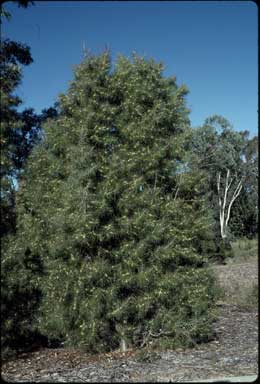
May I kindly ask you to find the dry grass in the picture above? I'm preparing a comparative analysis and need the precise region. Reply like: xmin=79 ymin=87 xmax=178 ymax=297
xmin=212 ymin=237 xmax=258 ymax=310
xmin=230 ymin=237 xmax=258 ymax=263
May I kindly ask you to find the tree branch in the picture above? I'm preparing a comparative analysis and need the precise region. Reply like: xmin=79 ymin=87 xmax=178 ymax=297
xmin=225 ymin=179 xmax=243 ymax=229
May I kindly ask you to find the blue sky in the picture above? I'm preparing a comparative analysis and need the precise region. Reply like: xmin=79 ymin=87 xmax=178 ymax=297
xmin=2 ymin=0 xmax=258 ymax=136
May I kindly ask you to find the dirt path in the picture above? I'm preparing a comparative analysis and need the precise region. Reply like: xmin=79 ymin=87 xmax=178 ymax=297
xmin=2 ymin=258 xmax=258 ymax=382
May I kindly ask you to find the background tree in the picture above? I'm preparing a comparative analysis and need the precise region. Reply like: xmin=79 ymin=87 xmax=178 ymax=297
xmin=229 ymin=133 xmax=258 ymax=238
xmin=0 ymin=37 xmax=33 ymax=237
xmin=191 ymin=116 xmax=258 ymax=259
xmin=1 ymin=1 xmax=58 ymax=358
xmin=11 ymin=51 xmax=219 ymax=354
xmin=0 ymin=1 xmax=57 ymax=239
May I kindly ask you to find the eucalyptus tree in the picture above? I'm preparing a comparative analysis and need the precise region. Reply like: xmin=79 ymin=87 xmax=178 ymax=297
xmin=191 ymin=115 xmax=254 ymax=243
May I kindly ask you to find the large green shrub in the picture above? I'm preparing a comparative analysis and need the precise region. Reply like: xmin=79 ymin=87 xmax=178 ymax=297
xmin=11 ymin=52 xmax=219 ymax=352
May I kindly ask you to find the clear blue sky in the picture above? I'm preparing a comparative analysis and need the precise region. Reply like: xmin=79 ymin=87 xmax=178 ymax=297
xmin=2 ymin=0 xmax=258 ymax=136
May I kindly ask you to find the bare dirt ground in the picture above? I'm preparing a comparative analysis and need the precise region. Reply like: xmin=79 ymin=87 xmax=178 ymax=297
xmin=2 ymin=256 xmax=258 ymax=382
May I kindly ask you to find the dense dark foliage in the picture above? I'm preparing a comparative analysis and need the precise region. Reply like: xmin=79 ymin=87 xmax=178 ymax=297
xmin=0 ymin=2 xmax=58 ymax=358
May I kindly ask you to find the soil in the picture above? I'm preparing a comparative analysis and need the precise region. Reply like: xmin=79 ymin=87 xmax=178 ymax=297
xmin=1 ymin=257 xmax=258 ymax=382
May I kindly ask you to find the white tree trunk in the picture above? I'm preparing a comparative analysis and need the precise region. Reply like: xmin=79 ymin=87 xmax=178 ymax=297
xmin=217 ymin=170 xmax=243 ymax=239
